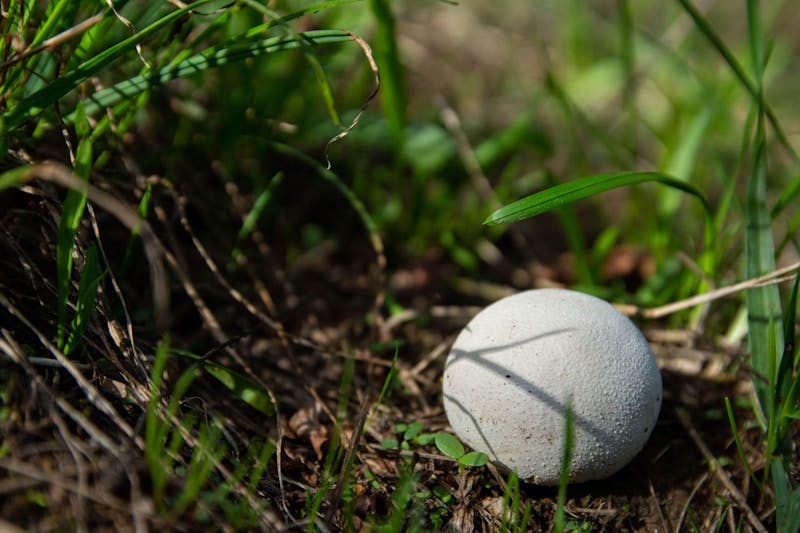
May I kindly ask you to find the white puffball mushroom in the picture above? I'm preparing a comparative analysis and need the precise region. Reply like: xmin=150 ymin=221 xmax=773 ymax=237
xmin=442 ymin=288 xmax=662 ymax=485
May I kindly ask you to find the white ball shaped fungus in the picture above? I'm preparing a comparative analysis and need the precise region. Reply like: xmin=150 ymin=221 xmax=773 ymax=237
xmin=442 ymin=288 xmax=662 ymax=485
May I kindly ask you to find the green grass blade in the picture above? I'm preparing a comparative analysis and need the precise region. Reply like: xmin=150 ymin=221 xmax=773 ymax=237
xmin=269 ymin=141 xmax=385 ymax=264
xmin=55 ymin=140 xmax=92 ymax=349
xmin=62 ymin=30 xmax=353 ymax=123
xmin=659 ymin=107 xmax=713 ymax=217
xmin=770 ymin=172 xmax=800 ymax=219
xmin=63 ymin=245 xmax=104 ymax=357
xmin=202 ymin=362 xmax=275 ymax=416
xmin=305 ymin=51 xmax=343 ymax=128
xmin=0 ymin=165 xmax=33 ymax=191
xmin=743 ymin=2 xmax=784 ymax=423
xmin=554 ymin=403 xmax=575 ymax=533
xmin=778 ymin=274 xmax=799 ymax=440
xmin=724 ymin=397 xmax=763 ymax=493
xmin=368 ymin=0 xmax=407 ymax=152
xmin=170 ymin=350 xmax=275 ymax=415
xmin=5 ymin=1 xmax=213 ymax=131
xmin=237 ymin=172 xmax=283 ymax=241
xmin=675 ymin=0 xmax=798 ymax=163
xmin=772 ymin=460 xmax=800 ymax=533
xmin=146 ymin=338 xmax=172 ymax=503
xmin=484 ymin=171 xmax=710 ymax=226
xmin=172 ymin=422 xmax=225 ymax=517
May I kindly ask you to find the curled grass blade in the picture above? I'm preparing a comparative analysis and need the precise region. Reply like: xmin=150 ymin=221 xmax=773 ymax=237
xmin=484 ymin=171 xmax=711 ymax=226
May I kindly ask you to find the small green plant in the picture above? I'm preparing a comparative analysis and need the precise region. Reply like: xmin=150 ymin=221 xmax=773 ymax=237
xmin=381 ymin=423 xmax=489 ymax=470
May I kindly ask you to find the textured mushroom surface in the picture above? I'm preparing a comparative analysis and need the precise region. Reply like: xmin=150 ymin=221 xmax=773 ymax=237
xmin=442 ymin=289 xmax=662 ymax=485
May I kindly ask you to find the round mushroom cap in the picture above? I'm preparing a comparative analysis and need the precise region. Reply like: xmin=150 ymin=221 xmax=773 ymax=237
xmin=442 ymin=289 xmax=662 ymax=485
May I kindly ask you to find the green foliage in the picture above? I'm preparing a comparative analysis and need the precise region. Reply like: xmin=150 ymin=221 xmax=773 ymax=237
xmin=171 ymin=349 xmax=275 ymax=416
xmin=55 ymin=139 xmax=92 ymax=350
xmin=368 ymin=0 xmax=406 ymax=153
xmin=62 ymin=245 xmax=104 ymax=357
xmin=145 ymin=340 xmax=273 ymax=524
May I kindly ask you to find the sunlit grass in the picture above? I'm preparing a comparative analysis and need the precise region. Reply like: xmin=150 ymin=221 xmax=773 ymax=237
xmin=1 ymin=0 xmax=798 ymax=530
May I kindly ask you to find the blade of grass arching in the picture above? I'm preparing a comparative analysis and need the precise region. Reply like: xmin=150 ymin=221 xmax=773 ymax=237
xmin=554 ymin=403 xmax=575 ymax=533
xmin=484 ymin=171 xmax=711 ymax=226
xmin=305 ymin=52 xmax=343 ymax=128
xmin=368 ymin=0 xmax=406 ymax=152
xmin=63 ymin=244 xmax=104 ymax=357
xmin=675 ymin=0 xmax=798 ymax=164
xmin=3 ymin=0 xmax=212 ymax=131
xmin=170 ymin=349 xmax=275 ymax=416
xmin=62 ymin=30 xmax=353 ymax=123
xmin=55 ymin=139 xmax=92 ymax=350
xmin=269 ymin=141 xmax=385 ymax=266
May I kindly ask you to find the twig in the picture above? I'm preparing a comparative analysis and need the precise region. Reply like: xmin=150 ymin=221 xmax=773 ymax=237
xmin=438 ymin=98 xmax=499 ymax=209
xmin=0 ymin=297 xmax=140 ymax=447
xmin=675 ymin=407 xmax=768 ymax=533
xmin=649 ymin=478 xmax=671 ymax=532
xmin=618 ymin=261 xmax=800 ymax=319
xmin=0 ymin=332 xmax=125 ymax=455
